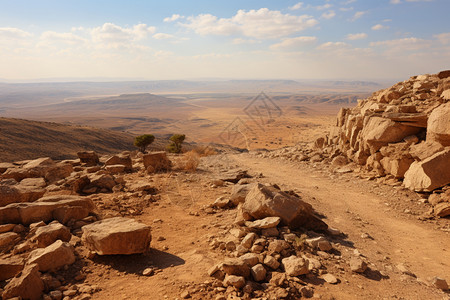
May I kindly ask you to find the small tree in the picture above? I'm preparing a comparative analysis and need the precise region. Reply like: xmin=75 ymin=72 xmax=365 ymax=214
xmin=134 ymin=134 xmax=155 ymax=153
xmin=167 ymin=134 xmax=185 ymax=153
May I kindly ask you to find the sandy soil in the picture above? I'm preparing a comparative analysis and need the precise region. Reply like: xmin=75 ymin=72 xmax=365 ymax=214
xmin=73 ymin=152 xmax=450 ymax=300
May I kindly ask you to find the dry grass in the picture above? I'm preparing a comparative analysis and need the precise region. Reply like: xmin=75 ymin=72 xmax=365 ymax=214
xmin=191 ymin=145 xmax=217 ymax=157
xmin=174 ymin=150 xmax=200 ymax=172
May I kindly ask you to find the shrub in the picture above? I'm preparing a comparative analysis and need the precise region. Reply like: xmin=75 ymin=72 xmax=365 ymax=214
xmin=167 ymin=134 xmax=185 ymax=153
xmin=192 ymin=145 xmax=217 ymax=157
xmin=134 ymin=134 xmax=155 ymax=153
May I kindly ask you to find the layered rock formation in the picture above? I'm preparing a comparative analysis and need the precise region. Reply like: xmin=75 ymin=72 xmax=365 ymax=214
xmin=324 ymin=71 xmax=450 ymax=193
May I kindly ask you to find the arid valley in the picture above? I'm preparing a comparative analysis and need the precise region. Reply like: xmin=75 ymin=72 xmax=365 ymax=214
xmin=1 ymin=1 xmax=450 ymax=299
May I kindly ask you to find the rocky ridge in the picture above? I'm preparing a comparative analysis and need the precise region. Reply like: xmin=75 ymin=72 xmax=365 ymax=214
xmin=258 ymin=71 xmax=450 ymax=220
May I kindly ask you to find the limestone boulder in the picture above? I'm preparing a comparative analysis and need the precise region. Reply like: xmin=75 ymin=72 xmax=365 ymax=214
xmin=81 ymin=217 xmax=151 ymax=255
xmin=427 ymin=102 xmax=450 ymax=146
xmin=0 ymin=195 xmax=95 ymax=225
xmin=1 ymin=263 xmax=44 ymax=300
xmin=230 ymin=183 xmax=255 ymax=206
xmin=31 ymin=222 xmax=72 ymax=247
xmin=77 ymin=151 xmax=99 ymax=166
xmin=0 ymin=179 xmax=46 ymax=207
xmin=404 ymin=149 xmax=450 ymax=191
xmin=360 ymin=117 xmax=421 ymax=153
xmin=105 ymin=154 xmax=132 ymax=171
xmin=434 ymin=202 xmax=450 ymax=218
xmin=0 ymin=257 xmax=24 ymax=281
xmin=409 ymin=141 xmax=444 ymax=161
xmin=143 ymin=152 xmax=171 ymax=173
xmin=380 ymin=156 xmax=414 ymax=179
xmin=89 ymin=174 xmax=116 ymax=191
xmin=242 ymin=184 xmax=327 ymax=231
xmin=44 ymin=162 xmax=73 ymax=183
xmin=281 ymin=256 xmax=309 ymax=276
xmin=28 ymin=240 xmax=75 ymax=271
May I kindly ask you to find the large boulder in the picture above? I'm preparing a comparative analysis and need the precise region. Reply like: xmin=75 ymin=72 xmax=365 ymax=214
xmin=143 ymin=152 xmax=171 ymax=173
xmin=88 ymin=174 xmax=116 ymax=191
xmin=28 ymin=240 xmax=75 ymax=271
xmin=427 ymin=103 xmax=450 ymax=146
xmin=404 ymin=148 xmax=450 ymax=191
xmin=81 ymin=217 xmax=151 ymax=255
xmin=360 ymin=117 xmax=421 ymax=153
xmin=0 ymin=195 xmax=96 ymax=225
xmin=0 ymin=179 xmax=46 ymax=207
xmin=0 ymin=257 xmax=24 ymax=281
xmin=1 ymin=263 xmax=44 ymax=300
xmin=77 ymin=151 xmax=99 ymax=166
xmin=105 ymin=154 xmax=132 ymax=171
xmin=31 ymin=222 xmax=72 ymax=247
xmin=242 ymin=184 xmax=327 ymax=231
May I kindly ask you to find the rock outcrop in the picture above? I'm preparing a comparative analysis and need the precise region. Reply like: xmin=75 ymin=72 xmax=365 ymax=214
xmin=81 ymin=217 xmax=152 ymax=255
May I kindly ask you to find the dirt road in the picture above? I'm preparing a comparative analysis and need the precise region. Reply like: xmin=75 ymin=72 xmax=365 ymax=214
xmin=90 ymin=152 xmax=449 ymax=300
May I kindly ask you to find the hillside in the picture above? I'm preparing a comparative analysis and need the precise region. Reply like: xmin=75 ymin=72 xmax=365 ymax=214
xmin=0 ymin=118 xmax=137 ymax=162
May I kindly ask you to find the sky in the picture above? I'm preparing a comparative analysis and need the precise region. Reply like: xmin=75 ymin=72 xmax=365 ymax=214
xmin=0 ymin=0 xmax=449 ymax=81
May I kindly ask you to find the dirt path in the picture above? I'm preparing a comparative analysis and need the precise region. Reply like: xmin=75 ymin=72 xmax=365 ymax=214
xmin=231 ymin=153 xmax=450 ymax=298
xmin=87 ymin=152 xmax=449 ymax=300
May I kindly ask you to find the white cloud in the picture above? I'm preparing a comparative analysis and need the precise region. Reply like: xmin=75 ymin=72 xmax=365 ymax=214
xmin=0 ymin=27 xmax=32 ymax=39
xmin=40 ymin=31 xmax=87 ymax=45
xmin=316 ymin=4 xmax=333 ymax=10
xmin=391 ymin=0 xmax=432 ymax=3
xmin=346 ymin=33 xmax=367 ymax=40
xmin=321 ymin=10 xmax=336 ymax=19
xmin=163 ymin=14 xmax=184 ymax=22
xmin=372 ymin=24 xmax=389 ymax=30
xmin=340 ymin=7 xmax=354 ymax=11
xmin=289 ymin=2 xmax=303 ymax=10
xmin=91 ymin=23 xmax=155 ymax=48
xmin=153 ymin=33 xmax=175 ymax=40
xmin=317 ymin=41 xmax=349 ymax=50
xmin=351 ymin=11 xmax=366 ymax=21
xmin=232 ymin=38 xmax=260 ymax=45
xmin=370 ymin=37 xmax=431 ymax=54
xmin=434 ymin=32 xmax=450 ymax=44
xmin=181 ymin=8 xmax=318 ymax=39
xmin=270 ymin=36 xmax=317 ymax=50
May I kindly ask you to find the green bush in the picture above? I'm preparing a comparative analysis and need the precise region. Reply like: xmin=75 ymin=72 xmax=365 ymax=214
xmin=134 ymin=134 xmax=155 ymax=153
xmin=167 ymin=134 xmax=185 ymax=153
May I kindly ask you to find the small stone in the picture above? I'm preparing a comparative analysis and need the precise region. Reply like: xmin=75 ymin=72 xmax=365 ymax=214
xmin=350 ymin=257 xmax=367 ymax=273
xmin=251 ymin=264 xmax=267 ymax=282
xmin=223 ymin=275 xmax=246 ymax=289
xmin=180 ymin=290 xmax=191 ymax=299
xmin=322 ymin=273 xmax=338 ymax=284
xmin=241 ymin=233 xmax=257 ymax=249
xmin=431 ymin=277 xmax=448 ymax=291
xmin=282 ymin=256 xmax=309 ymax=276
xmin=263 ymin=255 xmax=280 ymax=270
xmin=317 ymin=240 xmax=333 ymax=252
xmin=49 ymin=290 xmax=63 ymax=300
xmin=396 ymin=263 xmax=415 ymax=277
xmin=261 ymin=227 xmax=279 ymax=237
xmin=142 ymin=268 xmax=154 ymax=276
xmin=239 ymin=253 xmax=259 ymax=267
xmin=246 ymin=217 xmax=281 ymax=229
xmin=225 ymin=241 xmax=236 ymax=251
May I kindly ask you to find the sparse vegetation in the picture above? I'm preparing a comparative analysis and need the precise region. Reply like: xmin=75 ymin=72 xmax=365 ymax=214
xmin=134 ymin=134 xmax=155 ymax=153
xmin=192 ymin=145 xmax=217 ymax=157
xmin=167 ymin=134 xmax=185 ymax=153
xmin=174 ymin=150 xmax=200 ymax=172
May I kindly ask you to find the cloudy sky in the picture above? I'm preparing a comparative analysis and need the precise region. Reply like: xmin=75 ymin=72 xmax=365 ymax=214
xmin=0 ymin=0 xmax=449 ymax=81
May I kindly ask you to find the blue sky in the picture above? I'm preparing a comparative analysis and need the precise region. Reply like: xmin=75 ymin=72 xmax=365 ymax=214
xmin=0 ymin=0 xmax=449 ymax=81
